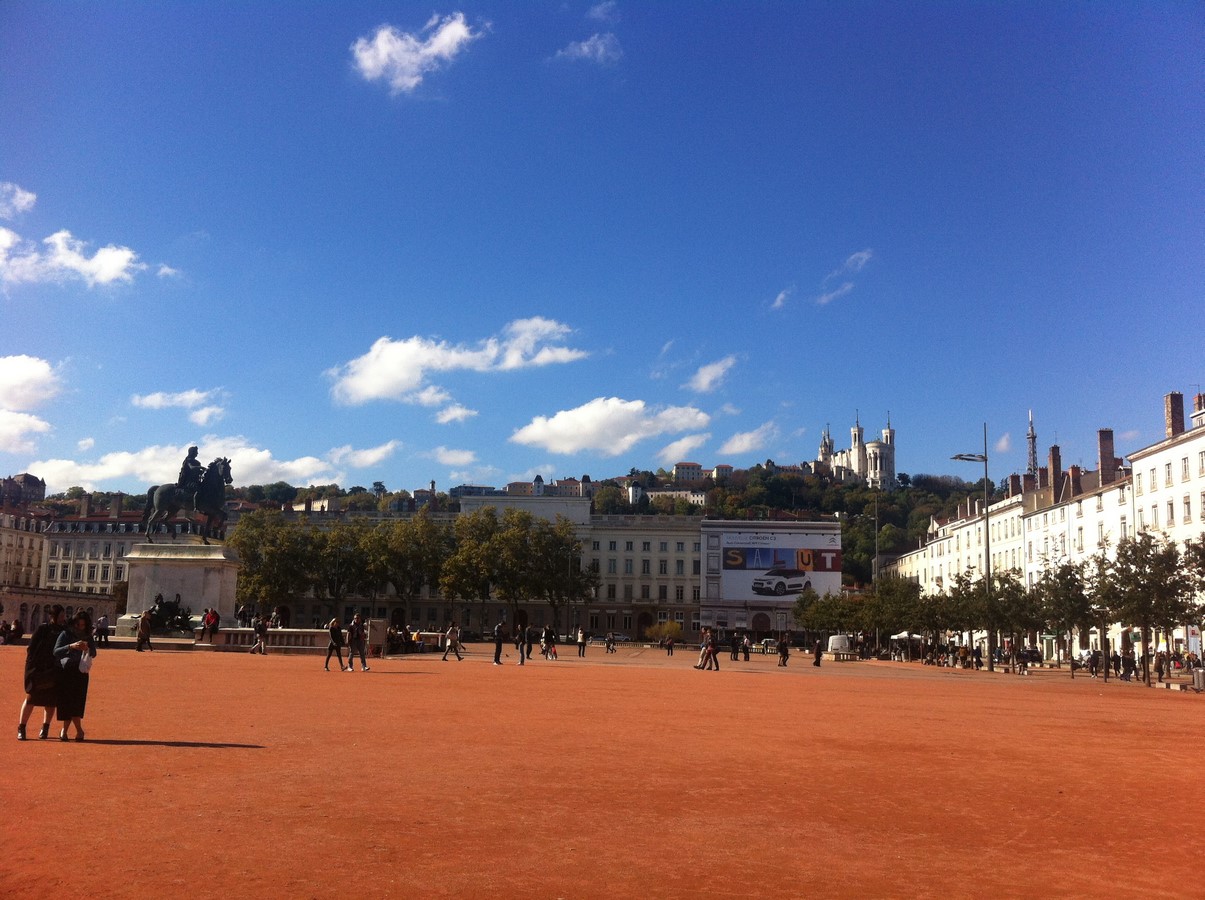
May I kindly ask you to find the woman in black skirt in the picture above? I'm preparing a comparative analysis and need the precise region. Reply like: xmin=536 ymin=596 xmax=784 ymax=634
xmin=17 ymin=604 xmax=65 ymax=741
xmin=53 ymin=610 xmax=97 ymax=741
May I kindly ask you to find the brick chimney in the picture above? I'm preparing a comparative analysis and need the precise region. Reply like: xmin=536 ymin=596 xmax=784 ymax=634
xmin=1007 ymin=474 xmax=1022 ymax=497
xmin=1165 ymin=392 xmax=1185 ymax=438
xmin=110 ymin=492 xmax=124 ymax=518
xmin=1068 ymin=465 xmax=1082 ymax=498
xmin=1022 ymin=473 xmax=1036 ymax=493
xmin=1038 ymin=466 xmax=1049 ymax=490
xmin=1048 ymin=445 xmax=1062 ymax=498
xmin=1098 ymin=429 xmax=1117 ymax=485
xmin=1191 ymin=393 xmax=1205 ymax=430
xmin=80 ymin=493 xmax=91 ymax=517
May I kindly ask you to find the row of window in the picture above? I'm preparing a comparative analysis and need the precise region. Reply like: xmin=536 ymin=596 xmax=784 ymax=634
xmin=592 ymin=539 xmax=700 ymax=553
xmin=599 ymin=584 xmax=700 ymax=602
xmin=1135 ymin=453 xmax=1205 ymax=495
xmin=594 ymin=557 xmax=699 ymax=576
xmin=46 ymin=563 xmax=124 ymax=582
xmin=46 ymin=541 xmax=127 ymax=559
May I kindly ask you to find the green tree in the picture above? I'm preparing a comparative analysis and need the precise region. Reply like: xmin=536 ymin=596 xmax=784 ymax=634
xmin=440 ymin=506 xmax=501 ymax=623
xmin=530 ymin=516 xmax=598 ymax=633
xmin=227 ymin=509 xmax=312 ymax=614
xmin=1103 ymin=533 xmax=1191 ymax=685
xmin=308 ymin=520 xmax=375 ymax=613
xmin=381 ymin=510 xmax=452 ymax=623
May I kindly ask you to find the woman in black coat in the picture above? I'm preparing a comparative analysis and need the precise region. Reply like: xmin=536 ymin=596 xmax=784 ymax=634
xmin=17 ymin=604 xmax=65 ymax=741
xmin=324 ymin=618 xmax=345 ymax=671
xmin=53 ymin=610 xmax=97 ymax=741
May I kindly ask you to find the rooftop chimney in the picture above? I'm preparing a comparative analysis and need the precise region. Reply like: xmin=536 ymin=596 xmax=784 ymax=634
xmin=110 ymin=492 xmax=124 ymax=518
xmin=1165 ymin=392 xmax=1185 ymax=438
xmin=1192 ymin=393 xmax=1205 ymax=430
xmin=1068 ymin=465 xmax=1083 ymax=498
xmin=1098 ymin=429 xmax=1117 ymax=485
xmin=1007 ymin=474 xmax=1022 ymax=497
xmin=80 ymin=493 xmax=91 ymax=518
xmin=1048 ymin=445 xmax=1062 ymax=499
xmin=1038 ymin=466 xmax=1049 ymax=490
xmin=1022 ymin=473 xmax=1036 ymax=494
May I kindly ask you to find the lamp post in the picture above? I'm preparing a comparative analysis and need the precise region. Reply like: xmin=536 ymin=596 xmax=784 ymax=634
xmin=952 ymin=423 xmax=995 ymax=673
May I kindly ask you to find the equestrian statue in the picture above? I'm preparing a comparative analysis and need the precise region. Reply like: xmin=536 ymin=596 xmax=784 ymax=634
xmin=141 ymin=447 xmax=233 ymax=544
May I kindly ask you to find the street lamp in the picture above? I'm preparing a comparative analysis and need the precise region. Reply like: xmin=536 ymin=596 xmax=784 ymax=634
xmin=952 ymin=423 xmax=995 ymax=673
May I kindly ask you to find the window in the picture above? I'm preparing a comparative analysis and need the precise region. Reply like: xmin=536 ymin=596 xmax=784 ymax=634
xmin=1136 ymin=472 xmax=1143 ymax=495
xmin=642 ymin=541 xmax=651 ymax=551
xmin=116 ymin=566 xmax=124 ymax=580
xmin=693 ymin=560 xmax=701 ymax=575
xmin=623 ymin=559 xmax=633 ymax=575
xmin=623 ymin=585 xmax=633 ymax=600
xmin=692 ymin=587 xmax=700 ymax=602
xmin=1096 ymin=495 xmax=1103 ymax=512
xmin=47 ymin=564 xmax=56 ymax=580
xmin=1199 ymin=451 xmax=1205 ymax=476
xmin=658 ymin=560 xmax=667 ymax=575
xmin=591 ymin=541 xmax=600 ymax=551
xmin=589 ymin=614 xmax=599 ymax=630
xmin=1183 ymin=497 xmax=1191 ymax=523
xmin=89 ymin=541 xmax=99 ymax=558
xmin=676 ymin=560 xmax=685 ymax=576
xmin=1150 ymin=469 xmax=1156 ymax=491
xmin=640 ymin=585 xmax=649 ymax=600
xmin=606 ymin=585 xmax=616 ymax=599
xmin=1119 ymin=517 xmax=1127 ymax=541
xmin=623 ymin=615 xmax=632 ymax=630
xmin=693 ymin=542 xmax=700 ymax=552
xmin=675 ymin=611 xmax=685 ymax=624
xmin=658 ymin=585 xmax=668 ymax=601
xmin=675 ymin=586 xmax=684 ymax=601
xmin=1151 ymin=505 xmax=1159 ymax=529
xmin=49 ymin=542 xmax=58 ymax=557
xmin=1165 ymin=462 xmax=1173 ymax=487
xmin=676 ymin=541 xmax=685 ymax=552
xmin=659 ymin=541 xmax=668 ymax=552
xmin=1097 ymin=524 xmax=1104 ymax=547
xmin=1076 ymin=501 xmax=1083 ymax=518
xmin=1182 ymin=457 xmax=1190 ymax=481
xmin=73 ymin=565 xmax=82 ymax=580
xmin=641 ymin=560 xmax=650 ymax=575
xmin=1138 ymin=509 xmax=1146 ymax=530
xmin=606 ymin=613 xmax=616 ymax=628
xmin=103 ymin=542 xmax=112 ymax=558
xmin=101 ymin=565 xmax=110 ymax=581
xmin=608 ymin=541 xmax=616 ymax=551
xmin=116 ymin=543 xmax=125 ymax=557
xmin=606 ymin=559 xmax=616 ymax=574
xmin=1168 ymin=501 xmax=1175 ymax=525
xmin=625 ymin=541 xmax=633 ymax=551
xmin=658 ymin=610 xmax=668 ymax=623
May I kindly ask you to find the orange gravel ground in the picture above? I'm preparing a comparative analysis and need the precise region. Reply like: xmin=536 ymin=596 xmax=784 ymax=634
xmin=1 ymin=643 xmax=1199 ymax=899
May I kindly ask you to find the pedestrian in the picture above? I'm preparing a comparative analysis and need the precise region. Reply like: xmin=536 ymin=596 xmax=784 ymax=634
xmin=812 ymin=639 xmax=822 ymax=667
xmin=346 ymin=613 xmax=369 ymax=671
xmin=694 ymin=628 xmax=712 ymax=669
xmin=16 ymin=604 xmax=64 ymax=741
xmin=1155 ymin=651 xmax=1166 ymax=684
xmin=442 ymin=622 xmax=463 ymax=661
xmin=136 ymin=609 xmax=154 ymax=652
xmin=325 ymin=618 xmax=346 ymax=671
xmin=665 ymin=635 xmax=674 ymax=656
xmin=493 ymin=620 xmax=505 ymax=666
xmin=778 ymin=636 xmax=790 ymax=667
xmin=1111 ymin=650 xmax=1122 ymax=677
xmin=94 ymin=613 xmax=110 ymax=646
xmin=577 ymin=627 xmax=586 ymax=657
xmin=742 ymin=634 xmax=751 ymax=661
xmin=249 ymin=615 xmax=269 ymax=655
xmin=53 ymin=610 xmax=96 ymax=741
xmin=526 ymin=625 xmax=535 ymax=662
xmin=707 ymin=630 xmax=720 ymax=670
xmin=730 ymin=632 xmax=740 ymax=661
xmin=514 ymin=625 xmax=527 ymax=666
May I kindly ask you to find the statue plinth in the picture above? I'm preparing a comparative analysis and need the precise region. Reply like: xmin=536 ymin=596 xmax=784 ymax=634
xmin=118 ymin=542 xmax=241 ymax=634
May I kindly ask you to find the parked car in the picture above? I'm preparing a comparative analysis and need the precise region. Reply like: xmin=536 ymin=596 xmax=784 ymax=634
xmin=751 ymin=568 xmax=812 ymax=596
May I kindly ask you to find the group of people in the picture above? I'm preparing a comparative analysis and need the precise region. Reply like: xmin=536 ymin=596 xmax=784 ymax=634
xmin=16 ymin=604 xmax=96 ymax=742
xmin=487 ymin=622 xmax=562 ymax=665
xmin=0 ymin=619 xmax=25 ymax=645
xmin=322 ymin=613 xmax=370 ymax=671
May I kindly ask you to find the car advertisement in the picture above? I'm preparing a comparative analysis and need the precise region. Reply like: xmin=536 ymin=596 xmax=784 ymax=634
xmin=720 ymin=530 xmax=842 ymax=601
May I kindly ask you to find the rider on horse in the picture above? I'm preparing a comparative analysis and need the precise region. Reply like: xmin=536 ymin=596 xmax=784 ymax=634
xmin=177 ymin=446 xmax=204 ymax=511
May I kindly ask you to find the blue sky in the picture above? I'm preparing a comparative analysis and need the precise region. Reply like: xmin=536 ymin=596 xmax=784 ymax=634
xmin=1 ymin=2 xmax=1201 ymax=495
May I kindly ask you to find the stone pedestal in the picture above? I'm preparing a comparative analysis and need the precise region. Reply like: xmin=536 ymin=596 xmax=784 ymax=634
xmin=119 ymin=542 xmax=240 ymax=633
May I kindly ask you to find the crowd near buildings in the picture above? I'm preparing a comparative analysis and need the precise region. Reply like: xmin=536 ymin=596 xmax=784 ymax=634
xmin=3 ymin=395 xmax=1204 ymax=655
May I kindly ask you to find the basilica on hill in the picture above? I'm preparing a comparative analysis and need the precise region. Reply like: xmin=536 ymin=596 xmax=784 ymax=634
xmin=814 ymin=415 xmax=897 ymax=490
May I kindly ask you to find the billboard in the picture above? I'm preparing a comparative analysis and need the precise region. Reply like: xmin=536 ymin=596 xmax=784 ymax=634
xmin=719 ymin=527 xmax=841 ymax=602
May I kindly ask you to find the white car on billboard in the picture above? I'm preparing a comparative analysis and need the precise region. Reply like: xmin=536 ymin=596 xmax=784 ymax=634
xmin=750 ymin=568 xmax=812 ymax=596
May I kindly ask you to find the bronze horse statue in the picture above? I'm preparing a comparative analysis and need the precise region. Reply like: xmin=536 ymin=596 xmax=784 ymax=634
xmin=141 ymin=457 xmax=232 ymax=544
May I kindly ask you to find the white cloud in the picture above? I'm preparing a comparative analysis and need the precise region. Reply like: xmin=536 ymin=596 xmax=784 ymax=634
xmin=718 ymin=422 xmax=779 ymax=455
xmin=555 ymin=33 xmax=622 ymax=64
xmin=132 ymin=388 xmax=226 ymax=426
xmin=657 ymin=433 xmax=710 ymax=467
xmin=827 ymin=248 xmax=874 ymax=280
xmin=77 ymin=437 xmax=95 ymax=451
xmin=351 ymin=13 xmax=483 ymax=95
xmin=588 ymin=1 xmax=620 ymax=23
xmin=771 ymin=287 xmax=792 ymax=310
xmin=816 ymin=282 xmax=853 ymax=306
xmin=436 ymin=404 xmax=478 ymax=424
xmin=29 ymin=436 xmax=342 ymax=493
xmin=430 ymin=446 xmax=477 ymax=467
xmin=994 ymin=433 xmax=1012 ymax=454
xmin=329 ymin=440 xmax=401 ymax=468
xmin=718 ymin=403 xmax=740 ymax=417
xmin=1 ymin=226 xmax=146 ymax=287
xmin=189 ymin=406 xmax=225 ymax=426
xmin=327 ymin=317 xmax=588 ymax=406
xmin=0 ymin=355 xmax=63 ymax=410
xmin=511 ymin=397 xmax=710 ymax=456
xmin=0 ymin=182 xmax=36 ymax=219
xmin=0 ymin=409 xmax=52 ymax=454
xmin=684 ymin=355 xmax=736 ymax=394
xmin=157 ymin=264 xmax=181 ymax=278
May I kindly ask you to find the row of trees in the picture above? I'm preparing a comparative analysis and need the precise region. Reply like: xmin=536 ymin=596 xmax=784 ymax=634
xmin=793 ymin=532 xmax=1205 ymax=684
xmin=226 ymin=507 xmax=599 ymax=630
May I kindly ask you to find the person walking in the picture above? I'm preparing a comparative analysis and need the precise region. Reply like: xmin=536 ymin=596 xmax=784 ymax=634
xmin=778 ymin=636 xmax=790 ymax=667
xmin=493 ymin=620 xmax=505 ymax=666
xmin=576 ymin=627 xmax=586 ymax=658
xmin=53 ymin=610 xmax=96 ymax=741
xmin=17 ymin=604 xmax=64 ymax=741
xmin=442 ymin=623 xmax=462 ymax=661
xmin=94 ymin=613 xmax=110 ymax=646
xmin=665 ymin=635 xmax=674 ymax=657
xmin=324 ymin=618 xmax=346 ymax=670
xmin=812 ymin=639 xmax=823 ymax=667
xmin=514 ymin=625 xmax=527 ymax=666
xmin=248 ymin=614 xmax=269 ymax=654
xmin=136 ymin=609 xmax=154 ymax=652
xmin=541 ymin=624 xmax=557 ymax=660
xmin=346 ymin=614 xmax=369 ymax=671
